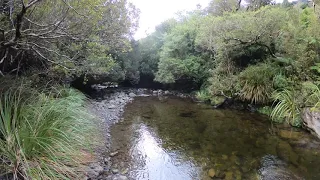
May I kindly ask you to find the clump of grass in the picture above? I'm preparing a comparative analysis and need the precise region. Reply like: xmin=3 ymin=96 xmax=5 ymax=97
xmin=271 ymin=89 xmax=302 ymax=127
xmin=238 ymin=63 xmax=278 ymax=104
xmin=0 ymin=87 xmax=97 ymax=179
xmin=195 ymin=89 xmax=211 ymax=102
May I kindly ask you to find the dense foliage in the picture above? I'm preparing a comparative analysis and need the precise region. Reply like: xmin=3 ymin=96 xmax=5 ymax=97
xmin=131 ymin=1 xmax=320 ymax=126
xmin=0 ymin=0 xmax=139 ymax=79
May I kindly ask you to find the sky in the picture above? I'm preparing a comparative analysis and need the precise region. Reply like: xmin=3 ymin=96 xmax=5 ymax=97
xmin=128 ymin=0 xmax=212 ymax=39
xmin=129 ymin=0 xmax=285 ymax=40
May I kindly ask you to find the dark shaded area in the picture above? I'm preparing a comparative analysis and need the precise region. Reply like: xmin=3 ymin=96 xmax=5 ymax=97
xmin=120 ymin=74 xmax=164 ymax=89
xmin=233 ymin=46 xmax=268 ymax=69
xmin=121 ymin=74 xmax=201 ymax=92
xmin=72 ymin=73 xmax=201 ymax=97
xmin=71 ymin=74 xmax=117 ymax=97
xmin=0 ymin=49 xmax=46 ymax=75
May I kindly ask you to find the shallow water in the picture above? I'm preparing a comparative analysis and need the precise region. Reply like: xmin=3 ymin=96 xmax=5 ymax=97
xmin=110 ymin=96 xmax=320 ymax=180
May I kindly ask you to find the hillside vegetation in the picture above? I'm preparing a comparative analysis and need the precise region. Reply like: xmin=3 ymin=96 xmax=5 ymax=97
xmin=126 ymin=1 xmax=320 ymax=127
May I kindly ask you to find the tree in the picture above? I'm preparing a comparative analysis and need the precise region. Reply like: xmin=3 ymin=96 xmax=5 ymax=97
xmin=0 ymin=0 xmax=139 ymax=76
xmin=155 ymin=13 xmax=214 ymax=84
xmin=245 ymin=0 xmax=273 ymax=10
xmin=207 ymin=0 xmax=241 ymax=15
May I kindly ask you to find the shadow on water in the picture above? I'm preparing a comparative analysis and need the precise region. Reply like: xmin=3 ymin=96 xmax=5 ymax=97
xmin=110 ymin=96 xmax=320 ymax=180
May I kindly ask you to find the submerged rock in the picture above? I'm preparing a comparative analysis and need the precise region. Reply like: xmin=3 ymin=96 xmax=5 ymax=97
xmin=276 ymin=141 xmax=299 ymax=165
xmin=302 ymin=108 xmax=320 ymax=139
xmin=258 ymin=155 xmax=302 ymax=180
xmin=208 ymin=168 xmax=215 ymax=177
xmin=278 ymin=129 xmax=303 ymax=140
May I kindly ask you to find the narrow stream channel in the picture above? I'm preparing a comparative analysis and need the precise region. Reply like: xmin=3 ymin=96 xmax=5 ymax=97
xmin=110 ymin=96 xmax=320 ymax=180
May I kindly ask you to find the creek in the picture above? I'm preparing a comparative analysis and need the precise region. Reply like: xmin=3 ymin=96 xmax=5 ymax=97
xmin=108 ymin=95 xmax=320 ymax=180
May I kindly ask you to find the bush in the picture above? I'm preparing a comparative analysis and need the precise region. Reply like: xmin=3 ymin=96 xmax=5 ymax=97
xmin=0 ymin=87 xmax=96 ymax=179
xmin=208 ymin=73 xmax=239 ymax=98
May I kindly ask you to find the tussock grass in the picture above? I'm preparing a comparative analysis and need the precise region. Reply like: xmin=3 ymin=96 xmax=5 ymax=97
xmin=271 ymin=89 xmax=302 ymax=127
xmin=0 ymin=87 xmax=98 ymax=179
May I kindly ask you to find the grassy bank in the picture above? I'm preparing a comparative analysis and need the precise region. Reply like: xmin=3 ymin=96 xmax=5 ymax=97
xmin=0 ymin=86 xmax=99 ymax=179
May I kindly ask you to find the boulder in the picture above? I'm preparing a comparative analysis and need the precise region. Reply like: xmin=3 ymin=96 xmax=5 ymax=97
xmin=302 ymin=108 xmax=320 ymax=139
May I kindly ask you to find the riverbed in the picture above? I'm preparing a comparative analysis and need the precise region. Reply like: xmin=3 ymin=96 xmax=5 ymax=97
xmin=107 ymin=95 xmax=320 ymax=180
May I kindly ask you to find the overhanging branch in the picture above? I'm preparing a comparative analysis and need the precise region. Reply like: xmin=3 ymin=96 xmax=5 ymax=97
xmin=226 ymin=36 xmax=277 ymax=58
xmin=31 ymin=46 xmax=75 ymax=71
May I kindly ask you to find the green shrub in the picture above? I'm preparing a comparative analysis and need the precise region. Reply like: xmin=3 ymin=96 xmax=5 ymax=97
xmin=0 ymin=87 xmax=96 ymax=179
xmin=208 ymin=73 xmax=239 ymax=98
xmin=271 ymin=89 xmax=302 ymax=127
xmin=210 ymin=96 xmax=226 ymax=106
xmin=273 ymin=73 xmax=290 ymax=90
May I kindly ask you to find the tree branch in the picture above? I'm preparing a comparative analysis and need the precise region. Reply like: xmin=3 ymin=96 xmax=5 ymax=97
xmin=226 ymin=36 xmax=277 ymax=58
xmin=26 ymin=0 xmax=42 ymax=9
xmin=27 ymin=42 xmax=73 ymax=61
xmin=0 ymin=48 xmax=9 ymax=64
xmin=31 ymin=46 xmax=75 ymax=71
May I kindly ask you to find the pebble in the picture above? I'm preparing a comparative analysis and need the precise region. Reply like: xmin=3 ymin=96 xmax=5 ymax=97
xmin=110 ymin=151 xmax=119 ymax=157
xmin=112 ymin=168 xmax=119 ymax=174
xmin=121 ymin=168 xmax=129 ymax=174
xmin=113 ymin=175 xmax=129 ymax=180
xmin=108 ymin=105 xmax=117 ymax=109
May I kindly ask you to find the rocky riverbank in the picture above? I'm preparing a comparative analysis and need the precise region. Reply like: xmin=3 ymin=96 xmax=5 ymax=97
xmin=84 ymin=91 xmax=133 ymax=180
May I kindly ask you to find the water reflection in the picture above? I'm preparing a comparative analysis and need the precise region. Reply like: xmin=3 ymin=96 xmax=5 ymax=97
xmin=130 ymin=118 xmax=200 ymax=180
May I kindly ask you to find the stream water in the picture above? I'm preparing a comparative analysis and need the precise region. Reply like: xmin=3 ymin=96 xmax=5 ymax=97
xmin=110 ymin=96 xmax=320 ymax=180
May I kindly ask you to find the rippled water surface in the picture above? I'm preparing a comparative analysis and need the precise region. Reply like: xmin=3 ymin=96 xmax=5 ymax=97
xmin=110 ymin=96 xmax=320 ymax=180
